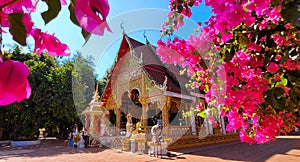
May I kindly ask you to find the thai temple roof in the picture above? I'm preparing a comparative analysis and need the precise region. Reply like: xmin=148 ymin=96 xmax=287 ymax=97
xmin=101 ymin=34 xmax=202 ymax=104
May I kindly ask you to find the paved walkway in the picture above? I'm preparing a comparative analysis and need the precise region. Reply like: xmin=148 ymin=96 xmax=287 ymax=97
xmin=0 ymin=135 xmax=300 ymax=162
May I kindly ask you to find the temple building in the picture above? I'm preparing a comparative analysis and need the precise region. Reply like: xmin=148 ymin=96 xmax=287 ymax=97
xmin=82 ymin=33 xmax=238 ymax=150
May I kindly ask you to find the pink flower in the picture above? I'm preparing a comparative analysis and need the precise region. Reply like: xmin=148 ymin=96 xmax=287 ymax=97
xmin=274 ymin=75 xmax=281 ymax=81
xmin=0 ymin=59 xmax=31 ymax=106
xmin=240 ymin=129 xmax=254 ymax=144
xmin=246 ymin=42 xmax=261 ymax=52
xmin=22 ymin=13 xmax=34 ymax=36
xmin=285 ymin=23 xmax=292 ymax=29
xmin=275 ymin=54 xmax=282 ymax=61
xmin=182 ymin=7 xmax=192 ymax=18
xmin=271 ymin=34 xmax=286 ymax=46
xmin=60 ymin=0 xmax=67 ymax=5
xmin=258 ymin=19 xmax=268 ymax=30
xmin=260 ymin=36 xmax=267 ymax=42
xmin=208 ymin=116 xmax=215 ymax=124
xmin=31 ymin=29 xmax=70 ymax=56
xmin=0 ymin=0 xmax=37 ymax=13
xmin=75 ymin=0 xmax=112 ymax=36
xmin=267 ymin=62 xmax=279 ymax=73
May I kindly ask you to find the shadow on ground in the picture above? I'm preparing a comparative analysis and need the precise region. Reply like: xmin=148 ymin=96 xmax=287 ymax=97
xmin=0 ymin=140 xmax=107 ymax=159
xmin=167 ymin=135 xmax=300 ymax=162
xmin=1 ymin=136 xmax=300 ymax=162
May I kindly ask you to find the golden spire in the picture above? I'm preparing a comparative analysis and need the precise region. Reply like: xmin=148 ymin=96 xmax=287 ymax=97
xmin=95 ymin=82 xmax=99 ymax=95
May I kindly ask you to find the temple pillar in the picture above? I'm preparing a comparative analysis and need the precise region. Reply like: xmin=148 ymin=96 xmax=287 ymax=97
xmin=90 ymin=114 xmax=96 ymax=134
xmin=162 ymin=97 xmax=170 ymax=135
xmin=204 ymin=117 xmax=209 ymax=135
xmin=95 ymin=118 xmax=100 ymax=135
xmin=221 ymin=116 xmax=226 ymax=134
xmin=85 ymin=114 xmax=90 ymax=130
xmin=141 ymin=98 xmax=148 ymax=126
xmin=162 ymin=101 xmax=168 ymax=128
xmin=100 ymin=114 xmax=106 ymax=136
xmin=209 ymin=123 xmax=213 ymax=135
xmin=116 ymin=107 xmax=121 ymax=135
xmin=191 ymin=111 xmax=197 ymax=135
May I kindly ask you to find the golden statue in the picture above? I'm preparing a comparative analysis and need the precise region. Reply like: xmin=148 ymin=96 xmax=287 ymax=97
xmin=136 ymin=121 xmax=142 ymax=133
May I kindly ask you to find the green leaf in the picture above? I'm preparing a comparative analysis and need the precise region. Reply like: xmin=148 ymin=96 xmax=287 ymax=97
xmin=178 ymin=0 xmax=184 ymax=4
xmin=238 ymin=33 xmax=249 ymax=48
xmin=292 ymin=86 xmax=300 ymax=96
xmin=68 ymin=0 xmax=80 ymax=26
xmin=7 ymin=13 xmax=27 ymax=46
xmin=41 ymin=0 xmax=62 ymax=25
xmin=68 ymin=0 xmax=90 ymax=40
xmin=264 ymin=87 xmax=285 ymax=111
xmin=276 ymin=77 xmax=288 ymax=87
xmin=204 ymin=84 xmax=209 ymax=92
xmin=188 ymin=0 xmax=195 ymax=7
xmin=232 ymin=85 xmax=241 ymax=90
xmin=177 ymin=5 xmax=183 ymax=13
xmin=287 ymin=71 xmax=300 ymax=87
xmin=281 ymin=0 xmax=300 ymax=27
xmin=172 ymin=1 xmax=177 ymax=10
xmin=198 ymin=111 xmax=207 ymax=119
xmin=81 ymin=29 xmax=90 ymax=40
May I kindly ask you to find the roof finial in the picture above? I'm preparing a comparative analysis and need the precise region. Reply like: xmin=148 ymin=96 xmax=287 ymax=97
xmin=120 ymin=21 xmax=126 ymax=35
xmin=139 ymin=52 xmax=143 ymax=64
xmin=95 ymin=82 xmax=99 ymax=95
xmin=143 ymin=30 xmax=149 ymax=44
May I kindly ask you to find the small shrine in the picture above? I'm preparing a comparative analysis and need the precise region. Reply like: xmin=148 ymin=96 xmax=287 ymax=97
xmin=82 ymin=85 xmax=110 ymax=136
xmin=82 ymin=32 xmax=239 ymax=153
xmin=82 ymin=84 xmax=112 ymax=146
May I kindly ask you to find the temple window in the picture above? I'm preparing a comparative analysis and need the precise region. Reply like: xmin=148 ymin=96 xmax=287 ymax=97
xmin=109 ymin=110 xmax=116 ymax=126
xmin=121 ymin=92 xmax=131 ymax=130
xmin=147 ymin=102 xmax=162 ymax=126
xmin=129 ymin=89 xmax=142 ymax=125
xmin=169 ymin=102 xmax=182 ymax=125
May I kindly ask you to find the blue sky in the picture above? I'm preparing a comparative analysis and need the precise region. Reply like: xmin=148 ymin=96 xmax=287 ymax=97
xmin=3 ymin=0 xmax=212 ymax=79
xmin=84 ymin=1 xmax=212 ymax=79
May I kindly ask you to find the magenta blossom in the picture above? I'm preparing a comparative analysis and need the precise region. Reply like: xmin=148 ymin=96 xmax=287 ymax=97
xmin=267 ymin=62 xmax=279 ymax=73
xmin=0 ymin=59 xmax=31 ymax=106
xmin=60 ymin=0 xmax=67 ymax=5
xmin=0 ymin=0 xmax=37 ymax=13
xmin=271 ymin=34 xmax=286 ymax=46
xmin=31 ymin=29 xmax=70 ymax=56
xmin=75 ymin=0 xmax=112 ymax=36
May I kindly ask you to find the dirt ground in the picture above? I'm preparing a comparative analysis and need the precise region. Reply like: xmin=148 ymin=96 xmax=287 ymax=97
xmin=1 ymin=135 xmax=300 ymax=162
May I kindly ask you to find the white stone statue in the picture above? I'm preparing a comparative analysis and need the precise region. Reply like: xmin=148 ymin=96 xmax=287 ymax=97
xmin=151 ymin=124 xmax=161 ymax=143
xmin=126 ymin=113 xmax=133 ymax=137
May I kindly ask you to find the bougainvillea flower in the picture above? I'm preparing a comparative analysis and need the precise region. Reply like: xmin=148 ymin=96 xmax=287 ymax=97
xmin=22 ymin=13 xmax=34 ymax=36
xmin=0 ymin=59 xmax=31 ymax=106
xmin=31 ymin=28 xmax=70 ymax=56
xmin=0 ymin=11 xmax=9 ymax=28
xmin=267 ymin=62 xmax=279 ymax=73
xmin=75 ymin=0 xmax=112 ymax=36
xmin=60 ymin=0 xmax=67 ymax=5
xmin=0 ymin=0 xmax=37 ymax=13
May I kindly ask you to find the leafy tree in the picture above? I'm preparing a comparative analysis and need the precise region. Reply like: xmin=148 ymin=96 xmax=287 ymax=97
xmin=0 ymin=47 xmax=97 ymax=139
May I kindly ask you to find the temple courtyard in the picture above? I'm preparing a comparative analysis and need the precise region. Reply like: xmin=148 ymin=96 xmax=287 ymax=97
xmin=0 ymin=135 xmax=299 ymax=162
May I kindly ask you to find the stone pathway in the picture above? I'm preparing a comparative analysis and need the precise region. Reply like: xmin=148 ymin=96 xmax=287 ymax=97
xmin=1 ymin=135 xmax=300 ymax=162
